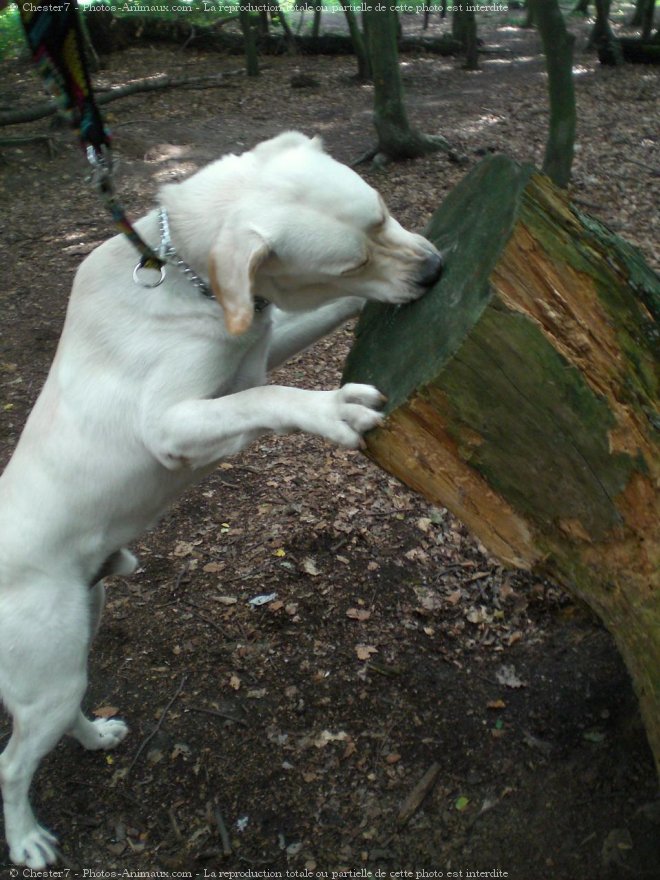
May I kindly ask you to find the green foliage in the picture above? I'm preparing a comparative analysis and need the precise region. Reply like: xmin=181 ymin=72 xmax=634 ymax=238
xmin=0 ymin=6 xmax=27 ymax=62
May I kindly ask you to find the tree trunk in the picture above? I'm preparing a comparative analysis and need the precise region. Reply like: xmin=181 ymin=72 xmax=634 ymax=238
xmin=590 ymin=0 xmax=624 ymax=64
xmin=239 ymin=11 xmax=260 ymax=76
xmin=529 ymin=0 xmax=576 ymax=187
xmin=343 ymin=155 xmax=660 ymax=775
xmin=424 ymin=2 xmax=447 ymax=29
xmin=312 ymin=5 xmax=322 ymax=40
xmin=272 ymin=2 xmax=297 ymax=54
xmin=339 ymin=0 xmax=371 ymax=81
xmin=641 ymin=0 xmax=656 ymax=39
xmin=573 ymin=0 xmax=591 ymax=13
xmin=363 ymin=8 xmax=450 ymax=160
xmin=520 ymin=1 xmax=535 ymax=28
xmin=452 ymin=9 xmax=479 ymax=69
xmin=630 ymin=0 xmax=646 ymax=25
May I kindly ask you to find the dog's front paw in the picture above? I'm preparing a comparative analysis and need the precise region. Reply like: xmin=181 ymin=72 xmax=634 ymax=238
xmin=74 ymin=717 xmax=129 ymax=751
xmin=326 ymin=383 xmax=387 ymax=449
xmin=87 ymin=717 xmax=129 ymax=750
xmin=9 ymin=825 xmax=59 ymax=869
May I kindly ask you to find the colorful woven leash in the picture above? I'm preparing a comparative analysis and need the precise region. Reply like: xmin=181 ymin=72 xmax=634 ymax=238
xmin=18 ymin=2 xmax=165 ymax=277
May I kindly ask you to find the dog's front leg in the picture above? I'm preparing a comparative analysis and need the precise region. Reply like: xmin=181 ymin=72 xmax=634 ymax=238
xmin=267 ymin=297 xmax=365 ymax=370
xmin=144 ymin=382 xmax=385 ymax=470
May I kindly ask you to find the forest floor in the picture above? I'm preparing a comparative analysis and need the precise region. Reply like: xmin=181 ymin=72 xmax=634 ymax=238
xmin=0 ymin=8 xmax=659 ymax=880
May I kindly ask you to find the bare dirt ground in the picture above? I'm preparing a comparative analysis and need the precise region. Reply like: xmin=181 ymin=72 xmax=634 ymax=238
xmin=0 ymin=10 xmax=659 ymax=879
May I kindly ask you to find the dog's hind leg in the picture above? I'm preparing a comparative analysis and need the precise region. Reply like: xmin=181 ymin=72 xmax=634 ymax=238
xmin=67 ymin=582 xmax=129 ymax=752
xmin=67 ymin=553 xmax=133 ymax=750
xmin=0 ymin=581 xmax=96 ymax=868
xmin=0 ymin=714 xmax=63 ymax=868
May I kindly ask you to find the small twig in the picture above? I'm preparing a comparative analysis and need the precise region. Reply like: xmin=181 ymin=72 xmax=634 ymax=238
xmin=619 ymin=156 xmax=660 ymax=177
xmin=174 ymin=563 xmax=190 ymax=591
xmin=127 ymin=675 xmax=187 ymax=775
xmin=369 ymin=662 xmax=403 ymax=678
xmin=231 ymin=464 xmax=263 ymax=476
xmin=468 ymin=669 xmax=498 ymax=687
xmin=464 ymin=571 xmax=492 ymax=585
xmin=397 ymin=762 xmax=442 ymax=827
xmin=362 ymin=507 xmax=415 ymax=518
xmin=168 ymin=806 xmax=183 ymax=841
xmin=213 ymin=802 xmax=232 ymax=856
xmin=187 ymin=705 xmax=248 ymax=728
xmin=331 ymin=536 xmax=349 ymax=553
xmin=179 ymin=597 xmax=226 ymax=637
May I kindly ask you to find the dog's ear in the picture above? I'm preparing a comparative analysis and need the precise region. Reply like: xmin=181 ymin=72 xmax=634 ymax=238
xmin=208 ymin=228 xmax=270 ymax=335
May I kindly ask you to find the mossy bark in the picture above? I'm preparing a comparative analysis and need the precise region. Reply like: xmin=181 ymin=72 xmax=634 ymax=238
xmin=343 ymin=155 xmax=660 ymax=774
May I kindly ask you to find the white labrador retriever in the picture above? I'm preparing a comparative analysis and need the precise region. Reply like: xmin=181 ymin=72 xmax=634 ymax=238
xmin=0 ymin=131 xmax=442 ymax=868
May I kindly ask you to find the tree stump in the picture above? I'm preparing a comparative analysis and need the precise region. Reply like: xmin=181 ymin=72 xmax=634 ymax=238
xmin=343 ymin=155 xmax=660 ymax=773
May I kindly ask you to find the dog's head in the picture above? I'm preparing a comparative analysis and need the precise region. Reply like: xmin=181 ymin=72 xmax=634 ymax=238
xmin=172 ymin=132 xmax=442 ymax=335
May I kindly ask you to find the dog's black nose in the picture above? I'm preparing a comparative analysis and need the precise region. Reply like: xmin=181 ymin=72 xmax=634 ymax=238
xmin=417 ymin=251 xmax=443 ymax=288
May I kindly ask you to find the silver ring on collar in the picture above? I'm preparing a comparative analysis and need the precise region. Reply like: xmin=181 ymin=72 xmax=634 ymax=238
xmin=133 ymin=261 xmax=167 ymax=288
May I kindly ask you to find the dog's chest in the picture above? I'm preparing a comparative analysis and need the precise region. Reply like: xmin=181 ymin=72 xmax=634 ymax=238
xmin=215 ymin=311 xmax=274 ymax=396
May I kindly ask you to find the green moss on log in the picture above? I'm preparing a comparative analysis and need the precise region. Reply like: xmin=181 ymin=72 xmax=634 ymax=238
xmin=344 ymin=156 xmax=535 ymax=413
xmin=428 ymin=298 xmax=636 ymax=541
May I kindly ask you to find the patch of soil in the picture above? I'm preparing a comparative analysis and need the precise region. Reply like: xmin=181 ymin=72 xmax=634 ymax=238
xmin=0 ymin=11 xmax=658 ymax=880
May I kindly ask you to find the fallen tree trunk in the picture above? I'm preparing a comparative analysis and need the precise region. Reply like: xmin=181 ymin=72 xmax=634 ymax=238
xmin=83 ymin=10 xmax=462 ymax=57
xmin=0 ymin=72 xmax=237 ymax=128
xmin=618 ymin=37 xmax=660 ymax=64
xmin=343 ymin=155 xmax=660 ymax=774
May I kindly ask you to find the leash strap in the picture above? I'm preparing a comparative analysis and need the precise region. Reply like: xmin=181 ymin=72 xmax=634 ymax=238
xmin=18 ymin=3 xmax=164 ymax=273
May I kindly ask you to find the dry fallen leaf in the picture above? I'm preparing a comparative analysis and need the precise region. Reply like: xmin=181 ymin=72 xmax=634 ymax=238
xmin=356 ymin=644 xmax=378 ymax=661
xmin=487 ymin=699 xmax=507 ymax=710
xmin=346 ymin=607 xmax=371 ymax=622
xmin=496 ymin=665 xmax=526 ymax=689
xmin=93 ymin=705 xmax=120 ymax=718
xmin=301 ymin=556 xmax=320 ymax=576
xmin=466 ymin=606 xmax=491 ymax=625
xmin=313 ymin=730 xmax=349 ymax=748
xmin=203 ymin=562 xmax=224 ymax=573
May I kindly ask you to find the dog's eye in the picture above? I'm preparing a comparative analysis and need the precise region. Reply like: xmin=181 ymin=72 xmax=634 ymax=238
xmin=341 ymin=256 xmax=370 ymax=276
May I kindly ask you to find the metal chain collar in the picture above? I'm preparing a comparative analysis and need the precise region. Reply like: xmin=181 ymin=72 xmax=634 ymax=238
xmin=134 ymin=207 xmax=269 ymax=313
